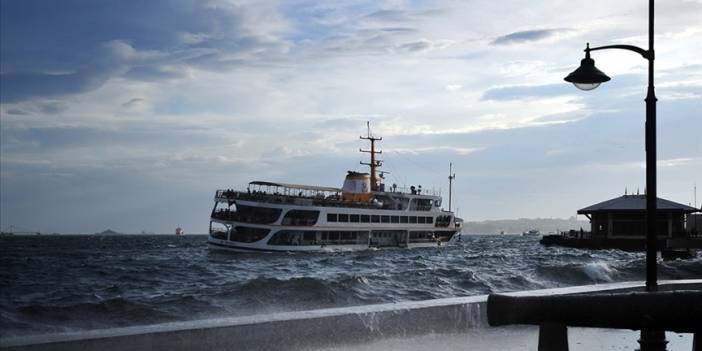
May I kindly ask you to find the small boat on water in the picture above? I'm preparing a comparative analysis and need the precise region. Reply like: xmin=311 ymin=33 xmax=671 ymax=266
xmin=522 ymin=229 xmax=541 ymax=237
xmin=175 ymin=227 xmax=184 ymax=236
xmin=208 ymin=125 xmax=462 ymax=252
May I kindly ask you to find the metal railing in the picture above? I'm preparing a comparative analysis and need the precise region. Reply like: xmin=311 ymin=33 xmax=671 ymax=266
xmin=390 ymin=186 xmax=440 ymax=196
xmin=214 ymin=189 xmax=441 ymax=211
xmin=488 ymin=290 xmax=701 ymax=350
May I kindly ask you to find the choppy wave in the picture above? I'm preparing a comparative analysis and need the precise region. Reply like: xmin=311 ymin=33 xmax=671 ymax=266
xmin=1 ymin=234 xmax=700 ymax=337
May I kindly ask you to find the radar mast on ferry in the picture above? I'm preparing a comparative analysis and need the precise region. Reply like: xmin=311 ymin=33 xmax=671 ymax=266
xmin=359 ymin=121 xmax=383 ymax=192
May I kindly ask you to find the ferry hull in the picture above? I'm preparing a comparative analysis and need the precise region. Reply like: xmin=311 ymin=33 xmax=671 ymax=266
xmin=207 ymin=236 xmax=455 ymax=253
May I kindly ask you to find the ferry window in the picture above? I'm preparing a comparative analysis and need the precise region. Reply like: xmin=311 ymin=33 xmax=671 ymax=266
xmin=231 ymin=226 xmax=270 ymax=243
xmin=409 ymin=231 xmax=435 ymax=243
xmin=409 ymin=216 xmax=417 ymax=224
xmin=339 ymin=214 xmax=349 ymax=222
xmin=361 ymin=215 xmax=370 ymax=223
xmin=411 ymin=198 xmax=433 ymax=211
xmin=327 ymin=213 xmax=337 ymax=222
xmin=426 ymin=217 xmax=433 ymax=224
xmin=350 ymin=214 xmax=360 ymax=223
xmin=232 ymin=205 xmax=282 ymax=224
xmin=381 ymin=215 xmax=390 ymax=223
xmin=303 ymin=232 xmax=316 ymax=242
xmin=210 ymin=230 xmax=227 ymax=240
xmin=267 ymin=230 xmax=312 ymax=245
xmin=400 ymin=216 xmax=408 ymax=223
xmin=329 ymin=231 xmax=339 ymax=241
xmin=391 ymin=216 xmax=399 ymax=223
xmin=435 ymin=215 xmax=451 ymax=227
xmin=282 ymin=210 xmax=319 ymax=226
xmin=371 ymin=215 xmax=380 ymax=223
xmin=418 ymin=216 xmax=426 ymax=224
xmin=397 ymin=198 xmax=409 ymax=210
xmin=321 ymin=232 xmax=328 ymax=240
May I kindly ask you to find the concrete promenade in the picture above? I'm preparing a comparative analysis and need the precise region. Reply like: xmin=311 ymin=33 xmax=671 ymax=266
xmin=2 ymin=280 xmax=700 ymax=351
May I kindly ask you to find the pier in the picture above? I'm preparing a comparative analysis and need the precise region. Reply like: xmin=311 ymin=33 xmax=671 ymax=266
xmin=540 ymin=194 xmax=701 ymax=256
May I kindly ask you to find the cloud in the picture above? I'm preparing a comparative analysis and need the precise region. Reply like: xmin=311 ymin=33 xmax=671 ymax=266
xmin=121 ymin=98 xmax=146 ymax=108
xmin=124 ymin=66 xmax=187 ymax=81
xmin=0 ymin=69 xmax=113 ymax=103
xmin=37 ymin=102 xmax=69 ymax=115
xmin=0 ymin=0 xmax=291 ymax=102
xmin=657 ymin=158 xmax=701 ymax=168
xmin=397 ymin=39 xmax=455 ymax=53
xmin=482 ymin=83 xmax=572 ymax=101
xmin=365 ymin=9 xmax=412 ymax=22
xmin=388 ymin=146 xmax=483 ymax=156
xmin=1 ymin=40 xmax=140 ymax=102
xmin=5 ymin=108 xmax=29 ymax=115
xmin=491 ymin=28 xmax=571 ymax=45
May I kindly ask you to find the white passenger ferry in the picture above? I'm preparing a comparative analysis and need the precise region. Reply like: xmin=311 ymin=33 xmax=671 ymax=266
xmin=208 ymin=127 xmax=462 ymax=252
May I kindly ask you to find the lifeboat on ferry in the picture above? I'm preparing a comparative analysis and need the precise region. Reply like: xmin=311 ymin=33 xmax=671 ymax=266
xmin=341 ymin=171 xmax=372 ymax=202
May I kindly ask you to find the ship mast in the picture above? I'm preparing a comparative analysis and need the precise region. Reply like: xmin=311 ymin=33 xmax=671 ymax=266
xmin=448 ymin=163 xmax=455 ymax=212
xmin=360 ymin=122 xmax=382 ymax=191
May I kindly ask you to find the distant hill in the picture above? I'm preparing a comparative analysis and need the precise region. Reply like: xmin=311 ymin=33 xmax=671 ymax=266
xmin=95 ymin=229 xmax=122 ymax=235
xmin=463 ymin=217 xmax=589 ymax=235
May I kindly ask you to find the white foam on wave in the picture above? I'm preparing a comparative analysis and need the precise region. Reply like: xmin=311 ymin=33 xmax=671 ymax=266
xmin=582 ymin=262 xmax=615 ymax=282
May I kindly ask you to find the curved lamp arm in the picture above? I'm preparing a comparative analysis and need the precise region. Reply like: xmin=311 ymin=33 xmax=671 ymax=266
xmin=587 ymin=44 xmax=653 ymax=60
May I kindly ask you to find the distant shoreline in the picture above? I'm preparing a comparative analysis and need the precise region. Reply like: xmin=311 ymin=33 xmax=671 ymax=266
xmin=462 ymin=217 xmax=589 ymax=235
xmin=1 ymin=233 xmax=210 ymax=236
xmin=3 ymin=217 xmax=590 ymax=237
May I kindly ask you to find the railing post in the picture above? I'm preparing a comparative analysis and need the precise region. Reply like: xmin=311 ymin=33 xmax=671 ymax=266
xmin=638 ymin=330 xmax=668 ymax=351
xmin=538 ymin=323 xmax=569 ymax=351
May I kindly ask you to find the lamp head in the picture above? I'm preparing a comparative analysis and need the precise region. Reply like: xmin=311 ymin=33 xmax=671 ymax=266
xmin=564 ymin=43 xmax=611 ymax=91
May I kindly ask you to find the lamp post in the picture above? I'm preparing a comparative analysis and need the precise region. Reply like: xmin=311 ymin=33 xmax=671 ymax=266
xmin=564 ymin=0 xmax=666 ymax=349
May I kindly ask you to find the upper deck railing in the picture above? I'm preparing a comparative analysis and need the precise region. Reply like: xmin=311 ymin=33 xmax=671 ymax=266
xmin=216 ymin=190 xmax=384 ymax=210
xmin=388 ymin=186 xmax=440 ymax=197
xmin=214 ymin=189 xmax=441 ymax=212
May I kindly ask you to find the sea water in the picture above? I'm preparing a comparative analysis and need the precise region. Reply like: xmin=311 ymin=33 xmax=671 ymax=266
xmin=1 ymin=234 xmax=700 ymax=337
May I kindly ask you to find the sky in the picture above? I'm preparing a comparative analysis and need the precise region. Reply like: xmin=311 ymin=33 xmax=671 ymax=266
xmin=1 ymin=0 xmax=701 ymax=234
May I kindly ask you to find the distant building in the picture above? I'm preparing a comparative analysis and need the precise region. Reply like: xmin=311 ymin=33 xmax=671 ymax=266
xmin=577 ymin=195 xmax=699 ymax=239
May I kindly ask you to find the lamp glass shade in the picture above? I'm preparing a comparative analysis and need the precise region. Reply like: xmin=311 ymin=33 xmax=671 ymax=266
xmin=573 ymin=82 xmax=601 ymax=91
xmin=564 ymin=56 xmax=610 ymax=90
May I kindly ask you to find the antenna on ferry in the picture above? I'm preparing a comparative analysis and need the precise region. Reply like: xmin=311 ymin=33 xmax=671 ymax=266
xmin=360 ymin=121 xmax=383 ymax=191
xmin=448 ymin=163 xmax=456 ymax=212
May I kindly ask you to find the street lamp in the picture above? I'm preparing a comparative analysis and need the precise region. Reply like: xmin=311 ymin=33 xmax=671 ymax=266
xmin=564 ymin=0 xmax=664 ymax=349
xmin=564 ymin=43 xmax=610 ymax=91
